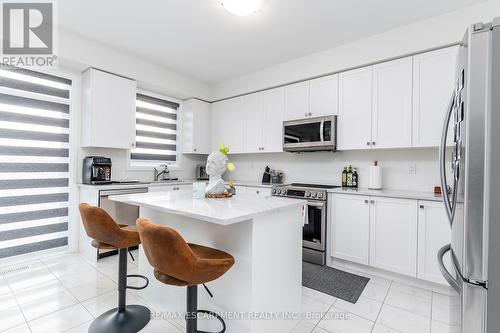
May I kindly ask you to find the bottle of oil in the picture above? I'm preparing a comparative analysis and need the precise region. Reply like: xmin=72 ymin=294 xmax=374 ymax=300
xmin=346 ymin=165 xmax=353 ymax=188
xmin=342 ymin=167 xmax=348 ymax=187
xmin=352 ymin=168 xmax=358 ymax=188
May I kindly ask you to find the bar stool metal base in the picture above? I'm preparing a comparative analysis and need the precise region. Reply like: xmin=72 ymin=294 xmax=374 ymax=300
xmin=89 ymin=305 xmax=151 ymax=333
xmin=186 ymin=285 xmax=226 ymax=333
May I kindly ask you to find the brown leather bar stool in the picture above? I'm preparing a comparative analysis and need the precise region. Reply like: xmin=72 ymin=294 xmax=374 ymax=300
xmin=137 ymin=218 xmax=235 ymax=333
xmin=79 ymin=203 xmax=151 ymax=333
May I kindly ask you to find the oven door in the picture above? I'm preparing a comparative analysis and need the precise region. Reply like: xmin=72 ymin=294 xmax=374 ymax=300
xmin=303 ymin=201 xmax=326 ymax=251
xmin=283 ymin=116 xmax=337 ymax=152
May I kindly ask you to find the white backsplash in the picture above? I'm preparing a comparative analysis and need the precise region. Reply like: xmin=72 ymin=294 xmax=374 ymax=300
xmin=78 ymin=147 xmax=206 ymax=183
xmin=224 ymin=148 xmax=447 ymax=192
xmin=78 ymin=147 xmax=449 ymax=193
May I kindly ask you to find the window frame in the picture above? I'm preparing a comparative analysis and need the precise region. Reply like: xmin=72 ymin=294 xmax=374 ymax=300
xmin=127 ymin=89 xmax=183 ymax=171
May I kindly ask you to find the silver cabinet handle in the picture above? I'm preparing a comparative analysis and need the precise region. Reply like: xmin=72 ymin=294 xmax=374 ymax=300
xmin=193 ymin=148 xmax=197 ymax=152
xmin=440 ymin=92 xmax=458 ymax=227
xmin=420 ymin=205 xmax=425 ymax=209
xmin=366 ymin=142 xmax=371 ymax=146
xmin=308 ymin=112 xmax=312 ymax=117
xmin=370 ymin=200 xmax=375 ymax=204
xmin=305 ymin=112 xmax=308 ymax=117
xmin=364 ymin=200 xmax=369 ymax=204
xmin=256 ymin=190 xmax=260 ymax=194
xmin=437 ymin=244 xmax=462 ymax=293
xmin=372 ymin=141 xmax=376 ymax=146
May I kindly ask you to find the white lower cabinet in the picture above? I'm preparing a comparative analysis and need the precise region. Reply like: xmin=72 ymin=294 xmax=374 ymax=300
xmin=331 ymin=194 xmax=370 ymax=265
xmin=246 ymin=186 xmax=272 ymax=196
xmin=331 ymin=194 xmax=450 ymax=283
xmin=369 ymin=197 xmax=418 ymax=276
xmin=148 ymin=184 xmax=191 ymax=193
xmin=417 ymin=200 xmax=452 ymax=285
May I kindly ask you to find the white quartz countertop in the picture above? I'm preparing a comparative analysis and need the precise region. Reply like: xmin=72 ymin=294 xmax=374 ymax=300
xmin=328 ymin=187 xmax=444 ymax=202
xmin=108 ymin=191 xmax=306 ymax=225
xmin=77 ymin=180 xmax=276 ymax=191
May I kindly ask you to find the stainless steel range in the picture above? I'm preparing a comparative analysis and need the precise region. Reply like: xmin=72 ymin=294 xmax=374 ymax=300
xmin=272 ymin=183 xmax=340 ymax=265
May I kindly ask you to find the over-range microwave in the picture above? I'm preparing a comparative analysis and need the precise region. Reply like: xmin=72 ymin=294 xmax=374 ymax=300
xmin=283 ymin=115 xmax=337 ymax=152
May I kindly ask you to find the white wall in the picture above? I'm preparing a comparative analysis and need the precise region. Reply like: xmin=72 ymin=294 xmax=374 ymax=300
xmin=225 ymin=149 xmax=446 ymax=192
xmin=212 ymin=0 xmax=500 ymax=100
xmin=57 ymin=29 xmax=211 ymax=100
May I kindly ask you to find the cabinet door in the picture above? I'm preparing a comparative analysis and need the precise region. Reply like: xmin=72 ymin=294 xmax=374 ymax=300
xmin=417 ymin=200 xmax=452 ymax=284
xmin=211 ymin=97 xmax=244 ymax=153
xmin=338 ymin=67 xmax=373 ymax=150
xmin=262 ymin=87 xmax=285 ymax=153
xmin=182 ymin=99 xmax=211 ymax=154
xmin=331 ymin=194 xmax=370 ymax=265
xmin=369 ymin=197 xmax=417 ymax=276
xmin=193 ymin=101 xmax=211 ymax=154
xmin=246 ymin=186 xmax=272 ymax=196
xmin=84 ymin=69 xmax=137 ymax=149
xmin=412 ymin=46 xmax=458 ymax=147
xmin=148 ymin=184 xmax=191 ymax=193
xmin=372 ymin=57 xmax=412 ymax=149
xmin=244 ymin=92 xmax=265 ymax=153
xmin=309 ymin=74 xmax=338 ymax=117
xmin=284 ymin=81 xmax=310 ymax=120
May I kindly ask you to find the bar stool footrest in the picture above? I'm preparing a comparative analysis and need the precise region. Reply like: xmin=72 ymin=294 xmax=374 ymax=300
xmin=195 ymin=309 xmax=226 ymax=333
xmin=126 ymin=274 xmax=149 ymax=290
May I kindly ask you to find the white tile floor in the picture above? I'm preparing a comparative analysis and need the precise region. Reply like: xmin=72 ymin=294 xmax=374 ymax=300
xmin=0 ymin=251 xmax=460 ymax=333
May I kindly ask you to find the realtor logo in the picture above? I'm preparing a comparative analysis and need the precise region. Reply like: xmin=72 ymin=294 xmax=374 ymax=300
xmin=2 ymin=2 xmax=53 ymax=54
xmin=1 ymin=0 xmax=56 ymax=68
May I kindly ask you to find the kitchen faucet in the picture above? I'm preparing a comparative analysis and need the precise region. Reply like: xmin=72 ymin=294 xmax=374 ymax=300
xmin=154 ymin=164 xmax=170 ymax=181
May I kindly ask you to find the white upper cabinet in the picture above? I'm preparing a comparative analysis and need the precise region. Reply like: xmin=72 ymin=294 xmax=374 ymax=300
xmin=372 ymin=57 xmax=413 ymax=149
xmin=331 ymin=194 xmax=370 ymax=265
xmin=262 ymin=87 xmax=285 ymax=153
xmin=81 ymin=68 xmax=137 ymax=149
xmin=244 ymin=92 xmax=265 ymax=153
xmin=182 ymin=99 xmax=211 ymax=154
xmin=417 ymin=200 xmax=452 ymax=285
xmin=369 ymin=197 xmax=418 ymax=277
xmin=211 ymin=97 xmax=244 ymax=153
xmin=309 ymin=74 xmax=339 ymax=117
xmin=338 ymin=67 xmax=373 ymax=150
xmin=412 ymin=46 xmax=458 ymax=147
xmin=284 ymin=81 xmax=310 ymax=120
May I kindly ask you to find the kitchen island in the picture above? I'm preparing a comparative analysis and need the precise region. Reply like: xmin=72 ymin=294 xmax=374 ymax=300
xmin=109 ymin=191 xmax=306 ymax=333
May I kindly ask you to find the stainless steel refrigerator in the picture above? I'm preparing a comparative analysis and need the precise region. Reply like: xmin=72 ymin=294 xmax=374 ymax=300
xmin=438 ymin=18 xmax=500 ymax=333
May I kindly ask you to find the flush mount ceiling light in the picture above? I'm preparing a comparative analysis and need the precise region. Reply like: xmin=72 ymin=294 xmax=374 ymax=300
xmin=221 ymin=0 xmax=261 ymax=16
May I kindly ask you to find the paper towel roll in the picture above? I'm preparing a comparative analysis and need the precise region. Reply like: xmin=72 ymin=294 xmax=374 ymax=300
xmin=369 ymin=163 xmax=383 ymax=189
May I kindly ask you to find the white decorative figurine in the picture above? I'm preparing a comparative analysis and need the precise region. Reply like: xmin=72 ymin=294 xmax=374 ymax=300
xmin=205 ymin=143 xmax=235 ymax=195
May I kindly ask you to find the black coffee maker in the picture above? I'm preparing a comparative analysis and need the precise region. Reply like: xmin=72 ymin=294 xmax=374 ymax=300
xmin=82 ymin=156 xmax=112 ymax=185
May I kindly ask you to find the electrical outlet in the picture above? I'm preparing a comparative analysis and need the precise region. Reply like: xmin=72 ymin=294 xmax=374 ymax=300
xmin=409 ymin=162 xmax=417 ymax=175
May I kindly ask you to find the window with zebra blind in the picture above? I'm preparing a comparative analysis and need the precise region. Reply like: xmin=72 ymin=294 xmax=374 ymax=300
xmin=0 ymin=65 xmax=71 ymax=259
xmin=130 ymin=93 xmax=179 ymax=168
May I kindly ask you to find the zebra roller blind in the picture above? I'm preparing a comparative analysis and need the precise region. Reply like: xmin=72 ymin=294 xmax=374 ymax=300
xmin=0 ymin=65 xmax=71 ymax=259
xmin=130 ymin=93 xmax=179 ymax=167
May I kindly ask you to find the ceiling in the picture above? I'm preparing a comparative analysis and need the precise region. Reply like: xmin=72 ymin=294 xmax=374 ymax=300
xmin=58 ymin=0 xmax=486 ymax=83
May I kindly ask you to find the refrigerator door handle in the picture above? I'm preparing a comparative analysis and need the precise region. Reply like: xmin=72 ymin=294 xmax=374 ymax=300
xmin=438 ymin=244 xmax=462 ymax=293
xmin=439 ymin=92 xmax=457 ymax=226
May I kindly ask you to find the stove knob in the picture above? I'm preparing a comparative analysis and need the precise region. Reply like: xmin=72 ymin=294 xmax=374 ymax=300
xmin=272 ymin=189 xmax=277 ymax=194
xmin=311 ymin=192 xmax=317 ymax=198
xmin=317 ymin=193 xmax=324 ymax=199
xmin=305 ymin=192 xmax=311 ymax=198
